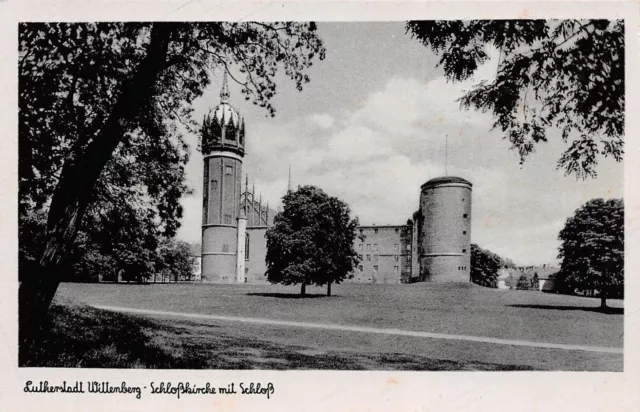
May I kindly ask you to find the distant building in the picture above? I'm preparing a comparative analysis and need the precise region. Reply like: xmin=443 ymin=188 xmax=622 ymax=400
xmin=509 ymin=265 xmax=559 ymax=292
xmin=496 ymin=268 xmax=517 ymax=289
xmin=538 ymin=273 xmax=558 ymax=293
xmin=350 ymin=225 xmax=412 ymax=284
xmin=198 ymin=78 xmax=473 ymax=284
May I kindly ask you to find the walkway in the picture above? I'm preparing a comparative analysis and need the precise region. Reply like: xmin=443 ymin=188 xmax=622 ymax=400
xmin=93 ymin=305 xmax=623 ymax=355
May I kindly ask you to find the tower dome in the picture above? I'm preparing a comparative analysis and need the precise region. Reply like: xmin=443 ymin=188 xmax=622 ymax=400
xmin=200 ymin=71 xmax=245 ymax=156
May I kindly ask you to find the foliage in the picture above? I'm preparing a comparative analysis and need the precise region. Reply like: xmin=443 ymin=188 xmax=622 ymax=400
xmin=516 ymin=275 xmax=530 ymax=290
xmin=70 ymin=245 xmax=119 ymax=283
xmin=155 ymin=239 xmax=195 ymax=282
xmin=20 ymin=207 xmax=195 ymax=283
xmin=18 ymin=208 xmax=49 ymax=282
xmin=265 ymin=186 xmax=361 ymax=295
xmin=19 ymin=21 xmax=325 ymax=233
xmin=18 ymin=21 xmax=325 ymax=348
xmin=470 ymin=243 xmax=514 ymax=288
xmin=406 ymin=20 xmax=624 ymax=179
xmin=557 ymin=198 xmax=624 ymax=307
xmin=531 ymin=273 xmax=540 ymax=290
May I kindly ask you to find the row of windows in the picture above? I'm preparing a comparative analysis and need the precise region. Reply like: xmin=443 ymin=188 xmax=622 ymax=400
xmin=358 ymin=254 xmax=403 ymax=262
xmin=358 ymin=265 xmax=398 ymax=273
xmin=358 ymin=228 xmax=402 ymax=235
xmin=458 ymin=266 xmax=468 ymax=271
xmin=357 ymin=264 xmax=410 ymax=273
xmin=358 ymin=243 xmax=410 ymax=252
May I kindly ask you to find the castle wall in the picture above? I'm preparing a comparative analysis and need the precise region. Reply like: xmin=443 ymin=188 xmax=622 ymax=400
xmin=245 ymin=227 xmax=269 ymax=283
xmin=203 ymin=154 xmax=242 ymax=226
xmin=349 ymin=225 xmax=411 ymax=284
xmin=201 ymin=152 xmax=243 ymax=283
xmin=419 ymin=179 xmax=472 ymax=282
xmin=201 ymin=226 xmax=238 ymax=282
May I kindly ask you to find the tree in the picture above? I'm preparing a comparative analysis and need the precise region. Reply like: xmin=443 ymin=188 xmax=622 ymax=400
xmin=557 ymin=198 xmax=623 ymax=310
xmin=265 ymin=186 xmax=360 ymax=296
xmin=531 ymin=273 xmax=540 ymax=291
xmin=406 ymin=20 xmax=624 ymax=179
xmin=516 ymin=275 xmax=530 ymax=290
xmin=19 ymin=22 xmax=325 ymax=355
xmin=155 ymin=239 xmax=195 ymax=282
xmin=19 ymin=206 xmax=188 ymax=284
xmin=470 ymin=243 xmax=512 ymax=288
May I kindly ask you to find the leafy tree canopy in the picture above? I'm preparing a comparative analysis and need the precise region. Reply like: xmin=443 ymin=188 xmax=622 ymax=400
xmin=470 ymin=243 xmax=515 ymax=288
xmin=265 ymin=185 xmax=360 ymax=296
xmin=406 ymin=20 xmax=624 ymax=179
xmin=18 ymin=22 xmax=325 ymax=354
xmin=557 ymin=198 xmax=623 ymax=308
xmin=20 ymin=22 xmax=325 ymax=233
xmin=20 ymin=207 xmax=195 ymax=284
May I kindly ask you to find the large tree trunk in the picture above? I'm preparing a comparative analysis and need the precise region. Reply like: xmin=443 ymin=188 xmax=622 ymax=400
xmin=300 ymin=282 xmax=306 ymax=297
xmin=327 ymin=282 xmax=331 ymax=296
xmin=18 ymin=24 xmax=173 ymax=362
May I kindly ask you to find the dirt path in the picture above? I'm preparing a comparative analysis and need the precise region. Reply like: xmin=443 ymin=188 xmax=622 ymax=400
xmin=93 ymin=305 xmax=623 ymax=355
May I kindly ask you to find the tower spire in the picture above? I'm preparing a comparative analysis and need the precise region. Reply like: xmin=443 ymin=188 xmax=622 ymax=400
xmin=287 ymin=164 xmax=292 ymax=193
xmin=252 ymin=182 xmax=256 ymax=226
xmin=220 ymin=70 xmax=230 ymax=103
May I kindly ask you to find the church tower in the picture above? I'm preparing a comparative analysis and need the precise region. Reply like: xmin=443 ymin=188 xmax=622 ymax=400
xmin=200 ymin=72 xmax=246 ymax=282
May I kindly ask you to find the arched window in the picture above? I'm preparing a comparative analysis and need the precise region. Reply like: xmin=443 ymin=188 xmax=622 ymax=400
xmin=245 ymin=233 xmax=250 ymax=260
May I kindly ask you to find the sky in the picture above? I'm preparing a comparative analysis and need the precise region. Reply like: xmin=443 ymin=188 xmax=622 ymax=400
xmin=175 ymin=22 xmax=623 ymax=266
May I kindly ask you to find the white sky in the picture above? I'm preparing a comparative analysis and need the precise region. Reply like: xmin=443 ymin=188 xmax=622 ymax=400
xmin=175 ymin=22 xmax=623 ymax=266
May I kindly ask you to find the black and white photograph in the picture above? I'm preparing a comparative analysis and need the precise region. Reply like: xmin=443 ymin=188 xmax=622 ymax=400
xmin=2 ymin=1 xmax=638 ymax=410
xmin=16 ymin=18 xmax=626 ymax=370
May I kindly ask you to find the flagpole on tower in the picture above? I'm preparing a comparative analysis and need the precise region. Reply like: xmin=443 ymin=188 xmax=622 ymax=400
xmin=445 ymin=134 xmax=448 ymax=176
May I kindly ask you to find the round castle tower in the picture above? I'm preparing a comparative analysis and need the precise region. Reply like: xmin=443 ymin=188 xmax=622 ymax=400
xmin=418 ymin=176 xmax=472 ymax=282
xmin=201 ymin=73 xmax=246 ymax=283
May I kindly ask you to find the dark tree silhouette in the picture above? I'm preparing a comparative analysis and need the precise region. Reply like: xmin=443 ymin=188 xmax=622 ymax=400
xmin=19 ymin=22 xmax=325 ymax=356
xmin=470 ymin=243 xmax=514 ymax=288
xmin=406 ymin=20 xmax=624 ymax=179
xmin=265 ymin=186 xmax=361 ymax=296
xmin=516 ymin=275 xmax=530 ymax=291
xmin=557 ymin=198 xmax=624 ymax=310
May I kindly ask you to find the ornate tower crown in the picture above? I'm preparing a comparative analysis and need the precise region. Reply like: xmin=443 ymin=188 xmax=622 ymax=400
xmin=220 ymin=70 xmax=230 ymax=103
xmin=200 ymin=70 xmax=245 ymax=156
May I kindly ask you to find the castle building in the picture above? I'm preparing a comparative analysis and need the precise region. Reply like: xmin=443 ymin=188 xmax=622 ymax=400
xmin=200 ymin=78 xmax=472 ymax=284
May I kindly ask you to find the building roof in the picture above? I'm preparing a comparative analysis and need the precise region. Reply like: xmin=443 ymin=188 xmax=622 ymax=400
xmin=515 ymin=266 xmax=559 ymax=281
xmin=211 ymin=102 xmax=241 ymax=128
xmin=210 ymin=71 xmax=242 ymax=128
xmin=421 ymin=176 xmax=472 ymax=189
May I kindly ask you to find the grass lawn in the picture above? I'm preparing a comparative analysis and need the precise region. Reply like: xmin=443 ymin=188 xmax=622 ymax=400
xmin=25 ymin=282 xmax=623 ymax=371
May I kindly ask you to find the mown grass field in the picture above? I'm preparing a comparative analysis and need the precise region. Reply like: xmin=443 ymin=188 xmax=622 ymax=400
xmin=24 ymin=282 xmax=624 ymax=371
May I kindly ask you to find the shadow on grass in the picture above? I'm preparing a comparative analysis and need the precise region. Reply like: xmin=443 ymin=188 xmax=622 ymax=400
xmin=508 ymin=304 xmax=623 ymax=314
xmin=21 ymin=303 xmax=214 ymax=368
xmin=246 ymin=292 xmax=332 ymax=299
xmin=22 ymin=302 xmax=532 ymax=370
